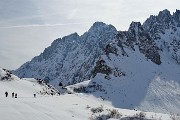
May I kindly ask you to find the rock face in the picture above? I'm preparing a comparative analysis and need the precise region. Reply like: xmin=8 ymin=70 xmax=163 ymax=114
xmin=14 ymin=10 xmax=180 ymax=86
xmin=116 ymin=22 xmax=161 ymax=65
xmin=0 ymin=68 xmax=15 ymax=81
xmin=143 ymin=9 xmax=180 ymax=63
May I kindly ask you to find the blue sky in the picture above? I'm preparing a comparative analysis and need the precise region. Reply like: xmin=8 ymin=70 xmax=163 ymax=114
xmin=0 ymin=0 xmax=179 ymax=70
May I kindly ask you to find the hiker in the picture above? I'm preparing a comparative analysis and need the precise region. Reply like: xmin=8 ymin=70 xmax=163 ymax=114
xmin=15 ymin=93 xmax=17 ymax=98
xmin=34 ymin=94 xmax=36 ymax=98
xmin=12 ymin=92 xmax=14 ymax=98
xmin=5 ymin=91 xmax=8 ymax=97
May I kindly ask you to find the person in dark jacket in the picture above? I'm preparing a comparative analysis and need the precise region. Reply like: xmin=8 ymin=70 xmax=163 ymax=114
xmin=34 ymin=94 xmax=36 ymax=98
xmin=5 ymin=91 xmax=8 ymax=97
xmin=12 ymin=92 xmax=14 ymax=98
xmin=15 ymin=93 xmax=17 ymax=98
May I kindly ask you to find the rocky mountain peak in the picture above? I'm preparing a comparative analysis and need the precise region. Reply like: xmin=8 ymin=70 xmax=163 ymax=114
xmin=174 ymin=9 xmax=180 ymax=16
xmin=143 ymin=9 xmax=180 ymax=33
xmin=88 ymin=22 xmax=107 ymax=33
xmin=142 ymin=9 xmax=178 ymax=40
xmin=158 ymin=9 xmax=171 ymax=18
xmin=129 ymin=22 xmax=142 ymax=29
xmin=81 ymin=22 xmax=117 ymax=47
xmin=157 ymin=9 xmax=172 ymax=25
xmin=173 ymin=9 xmax=180 ymax=26
xmin=116 ymin=21 xmax=161 ymax=65
xmin=63 ymin=32 xmax=79 ymax=40
xmin=88 ymin=22 xmax=117 ymax=36
xmin=90 ymin=22 xmax=106 ymax=29
xmin=128 ymin=22 xmax=143 ymax=35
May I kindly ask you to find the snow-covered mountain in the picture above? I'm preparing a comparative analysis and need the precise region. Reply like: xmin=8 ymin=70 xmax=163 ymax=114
xmin=13 ymin=9 xmax=180 ymax=114
xmin=14 ymin=22 xmax=117 ymax=87
xmin=143 ymin=9 xmax=180 ymax=64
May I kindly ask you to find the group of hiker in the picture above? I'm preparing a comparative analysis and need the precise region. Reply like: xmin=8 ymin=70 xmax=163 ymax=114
xmin=5 ymin=91 xmax=17 ymax=98
xmin=4 ymin=91 xmax=37 ymax=98
xmin=4 ymin=90 xmax=60 ymax=98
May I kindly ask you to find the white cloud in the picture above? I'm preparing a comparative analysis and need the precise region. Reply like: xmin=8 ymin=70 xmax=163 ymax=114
xmin=0 ymin=22 xmax=91 ymax=29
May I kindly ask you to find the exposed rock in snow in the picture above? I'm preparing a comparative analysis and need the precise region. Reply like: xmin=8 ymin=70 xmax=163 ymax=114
xmin=116 ymin=21 xmax=161 ymax=65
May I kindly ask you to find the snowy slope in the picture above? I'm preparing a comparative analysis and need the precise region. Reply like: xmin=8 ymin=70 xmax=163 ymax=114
xmin=0 ymin=68 xmax=58 ymax=97
xmin=72 ymin=46 xmax=180 ymax=114
xmin=0 ymin=68 xmax=173 ymax=120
